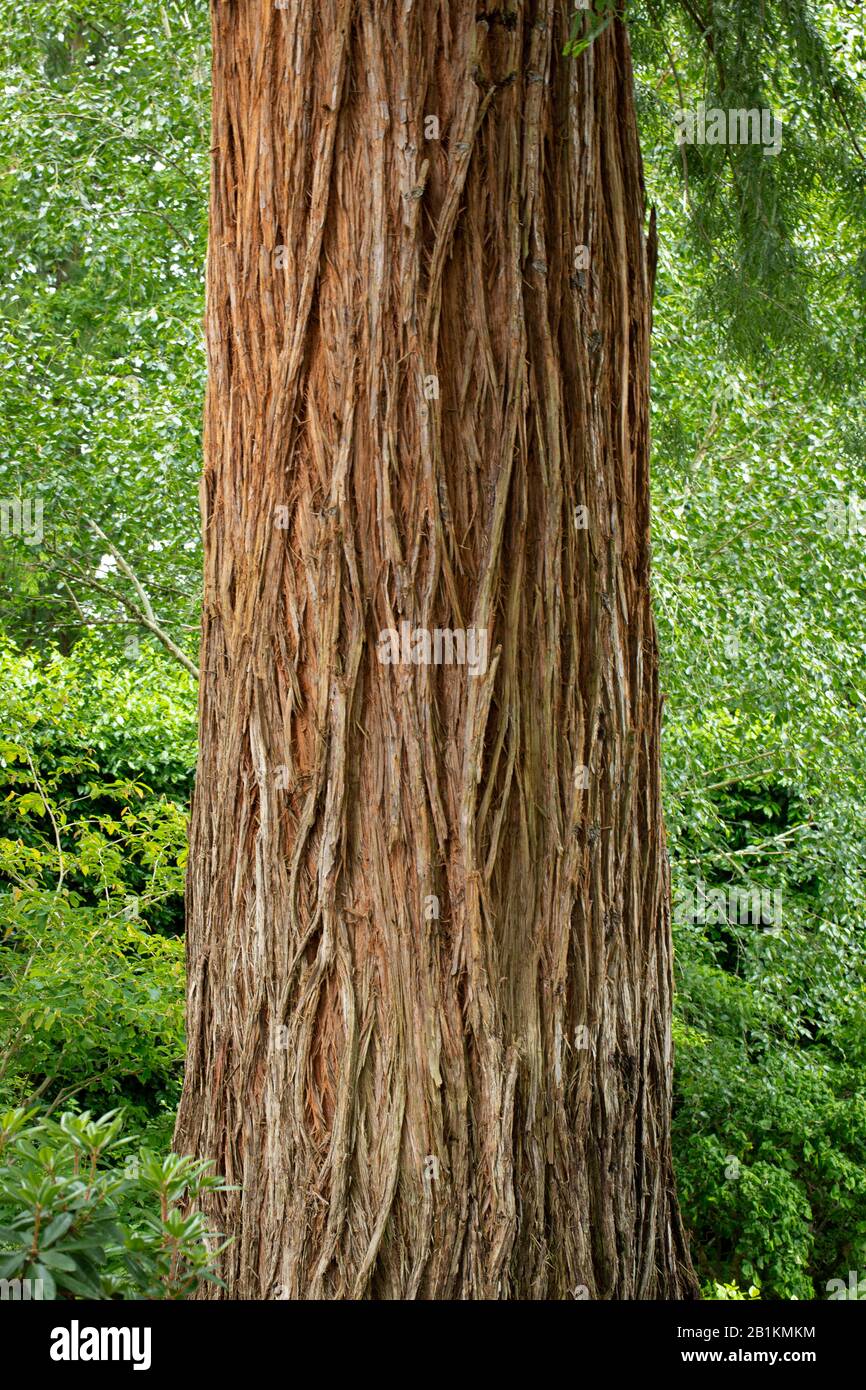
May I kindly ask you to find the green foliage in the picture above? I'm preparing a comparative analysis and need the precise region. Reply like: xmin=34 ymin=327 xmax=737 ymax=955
xmin=0 ymin=639 xmax=195 ymax=931
xmin=625 ymin=2 xmax=866 ymax=1301
xmin=704 ymin=1277 xmax=761 ymax=1301
xmin=672 ymin=928 xmax=866 ymax=1298
xmin=0 ymin=637 xmax=197 ymax=795
xmin=0 ymin=890 xmax=184 ymax=1130
xmin=0 ymin=1106 xmax=229 ymax=1299
xmin=632 ymin=0 xmax=866 ymax=375
xmin=0 ymin=642 xmax=190 ymax=1128
xmin=0 ymin=0 xmax=207 ymax=658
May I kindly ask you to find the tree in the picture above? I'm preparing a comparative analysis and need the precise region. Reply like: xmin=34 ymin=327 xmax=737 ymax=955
xmin=174 ymin=0 xmax=698 ymax=1299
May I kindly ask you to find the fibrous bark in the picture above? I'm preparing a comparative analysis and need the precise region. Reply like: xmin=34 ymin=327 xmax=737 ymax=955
xmin=175 ymin=0 xmax=698 ymax=1300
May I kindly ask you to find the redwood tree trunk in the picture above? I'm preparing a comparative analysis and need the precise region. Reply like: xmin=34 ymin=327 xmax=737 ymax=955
xmin=175 ymin=0 xmax=698 ymax=1300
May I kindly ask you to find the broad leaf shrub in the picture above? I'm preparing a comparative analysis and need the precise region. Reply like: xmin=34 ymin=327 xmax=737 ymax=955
xmin=673 ymin=908 xmax=866 ymax=1299
xmin=0 ymin=1106 xmax=229 ymax=1299
xmin=0 ymin=640 xmax=195 ymax=938
xmin=705 ymin=1278 xmax=761 ymax=1300
xmin=0 ymin=892 xmax=184 ymax=1137
xmin=0 ymin=643 xmax=189 ymax=1134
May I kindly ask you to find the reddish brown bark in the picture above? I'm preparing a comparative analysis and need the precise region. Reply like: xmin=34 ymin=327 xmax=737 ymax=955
xmin=175 ymin=0 xmax=698 ymax=1299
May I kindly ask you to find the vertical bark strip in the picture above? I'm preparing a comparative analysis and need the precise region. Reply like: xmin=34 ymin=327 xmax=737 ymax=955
xmin=176 ymin=0 xmax=698 ymax=1299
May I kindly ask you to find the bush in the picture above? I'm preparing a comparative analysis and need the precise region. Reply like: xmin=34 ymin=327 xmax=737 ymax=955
xmin=0 ymin=891 xmax=184 ymax=1129
xmin=0 ymin=639 xmax=195 ymax=937
xmin=0 ymin=642 xmax=189 ymax=1133
xmin=673 ymin=915 xmax=866 ymax=1299
xmin=0 ymin=1106 xmax=228 ymax=1300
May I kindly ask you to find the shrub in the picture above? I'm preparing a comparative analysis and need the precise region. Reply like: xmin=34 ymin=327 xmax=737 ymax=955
xmin=0 ymin=1106 xmax=229 ymax=1300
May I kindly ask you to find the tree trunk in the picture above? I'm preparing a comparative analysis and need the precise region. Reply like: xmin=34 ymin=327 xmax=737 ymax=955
xmin=175 ymin=0 xmax=698 ymax=1300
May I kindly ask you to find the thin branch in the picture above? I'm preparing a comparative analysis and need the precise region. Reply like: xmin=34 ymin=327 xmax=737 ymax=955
xmin=83 ymin=518 xmax=200 ymax=679
xmin=23 ymin=748 xmax=65 ymax=892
